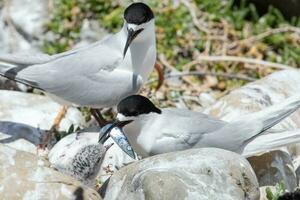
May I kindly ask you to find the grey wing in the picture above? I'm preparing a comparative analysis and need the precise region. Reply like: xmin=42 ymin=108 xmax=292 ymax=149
xmin=197 ymin=120 xmax=263 ymax=153
xmin=150 ymin=109 xmax=227 ymax=154
xmin=0 ymin=41 xmax=101 ymax=87
xmin=14 ymin=42 xmax=141 ymax=107
xmin=0 ymin=38 xmax=105 ymax=65
xmin=0 ymin=53 xmax=53 ymax=65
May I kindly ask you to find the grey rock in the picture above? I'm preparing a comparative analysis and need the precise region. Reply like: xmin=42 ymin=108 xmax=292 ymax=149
xmin=248 ymin=150 xmax=297 ymax=191
xmin=104 ymin=148 xmax=259 ymax=200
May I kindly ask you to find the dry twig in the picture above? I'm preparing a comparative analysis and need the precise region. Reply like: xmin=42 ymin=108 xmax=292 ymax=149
xmin=180 ymin=0 xmax=210 ymax=34
xmin=229 ymin=26 xmax=300 ymax=49
xmin=147 ymin=71 xmax=255 ymax=85
xmin=188 ymin=55 xmax=295 ymax=70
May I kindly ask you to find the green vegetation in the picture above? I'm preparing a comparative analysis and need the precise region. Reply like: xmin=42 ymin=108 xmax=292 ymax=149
xmin=265 ymin=182 xmax=285 ymax=200
xmin=54 ymin=124 xmax=80 ymax=141
xmin=43 ymin=0 xmax=123 ymax=54
xmin=43 ymin=0 xmax=300 ymax=93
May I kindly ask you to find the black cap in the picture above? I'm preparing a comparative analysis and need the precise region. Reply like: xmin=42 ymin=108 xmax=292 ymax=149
xmin=124 ymin=3 xmax=154 ymax=25
xmin=117 ymin=95 xmax=161 ymax=117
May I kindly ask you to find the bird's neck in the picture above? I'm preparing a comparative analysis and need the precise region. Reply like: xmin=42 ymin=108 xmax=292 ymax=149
xmin=118 ymin=26 xmax=156 ymax=82
xmin=130 ymin=36 xmax=156 ymax=81
xmin=123 ymin=114 xmax=156 ymax=157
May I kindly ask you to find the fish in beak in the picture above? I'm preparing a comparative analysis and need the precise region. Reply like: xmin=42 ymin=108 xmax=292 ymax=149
xmin=98 ymin=120 xmax=136 ymax=159
xmin=123 ymin=28 xmax=144 ymax=58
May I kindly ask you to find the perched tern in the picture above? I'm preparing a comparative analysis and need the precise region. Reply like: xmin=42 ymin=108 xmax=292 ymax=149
xmin=0 ymin=3 xmax=157 ymax=128
xmin=102 ymin=95 xmax=300 ymax=158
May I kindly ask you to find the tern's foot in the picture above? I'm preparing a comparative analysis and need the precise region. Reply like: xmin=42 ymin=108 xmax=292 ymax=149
xmin=36 ymin=127 xmax=58 ymax=154
xmin=36 ymin=106 xmax=68 ymax=155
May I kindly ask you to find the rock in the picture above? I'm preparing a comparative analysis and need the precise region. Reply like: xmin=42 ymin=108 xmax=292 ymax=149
xmin=74 ymin=19 xmax=110 ymax=49
xmin=104 ymin=148 xmax=259 ymax=200
xmin=0 ymin=90 xmax=85 ymax=153
xmin=205 ymin=70 xmax=300 ymax=129
xmin=259 ymin=186 xmax=276 ymax=200
xmin=8 ymin=0 xmax=48 ymax=39
xmin=0 ymin=144 xmax=101 ymax=200
xmin=248 ymin=150 xmax=297 ymax=191
xmin=198 ymin=92 xmax=216 ymax=107
xmin=97 ymin=137 xmax=136 ymax=183
xmin=204 ymin=69 xmax=300 ymax=189
xmin=0 ymin=5 xmax=40 ymax=53
xmin=49 ymin=129 xmax=135 ymax=186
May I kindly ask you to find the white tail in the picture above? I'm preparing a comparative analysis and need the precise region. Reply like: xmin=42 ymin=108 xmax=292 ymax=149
xmin=243 ymin=129 xmax=300 ymax=157
xmin=235 ymin=93 xmax=300 ymax=146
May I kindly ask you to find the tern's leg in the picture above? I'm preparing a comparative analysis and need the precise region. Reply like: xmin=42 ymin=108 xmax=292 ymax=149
xmin=91 ymin=108 xmax=107 ymax=127
xmin=37 ymin=106 xmax=68 ymax=150
xmin=154 ymin=62 xmax=164 ymax=90
xmin=52 ymin=106 xmax=68 ymax=130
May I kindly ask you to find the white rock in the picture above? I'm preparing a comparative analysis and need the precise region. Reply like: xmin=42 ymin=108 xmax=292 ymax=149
xmin=205 ymin=69 xmax=300 ymax=129
xmin=198 ymin=92 xmax=216 ymax=107
xmin=74 ymin=19 xmax=110 ymax=49
xmin=0 ymin=90 xmax=85 ymax=153
xmin=0 ymin=144 xmax=101 ymax=200
xmin=104 ymin=148 xmax=260 ymax=200
xmin=9 ymin=0 xmax=48 ymax=39
xmin=0 ymin=8 xmax=39 ymax=53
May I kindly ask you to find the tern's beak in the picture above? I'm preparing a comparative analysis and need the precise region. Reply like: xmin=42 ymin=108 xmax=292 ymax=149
xmin=98 ymin=119 xmax=135 ymax=159
xmin=98 ymin=120 xmax=132 ymax=144
xmin=123 ymin=28 xmax=144 ymax=58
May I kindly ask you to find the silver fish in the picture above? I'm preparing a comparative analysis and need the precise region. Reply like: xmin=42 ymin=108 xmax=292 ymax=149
xmin=99 ymin=123 xmax=136 ymax=159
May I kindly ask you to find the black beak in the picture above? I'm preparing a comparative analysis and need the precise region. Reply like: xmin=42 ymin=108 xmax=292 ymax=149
xmin=98 ymin=119 xmax=133 ymax=144
xmin=123 ymin=28 xmax=144 ymax=58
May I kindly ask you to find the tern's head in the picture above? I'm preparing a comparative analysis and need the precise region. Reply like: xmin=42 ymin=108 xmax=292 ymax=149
xmin=116 ymin=95 xmax=161 ymax=122
xmin=98 ymin=95 xmax=160 ymax=149
xmin=123 ymin=2 xmax=155 ymax=57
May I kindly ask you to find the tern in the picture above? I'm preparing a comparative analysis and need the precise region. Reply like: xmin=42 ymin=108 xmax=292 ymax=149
xmin=103 ymin=95 xmax=300 ymax=158
xmin=0 ymin=3 xmax=157 ymax=144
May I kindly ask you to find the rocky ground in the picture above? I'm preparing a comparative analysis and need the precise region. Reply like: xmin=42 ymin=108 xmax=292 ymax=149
xmin=0 ymin=1 xmax=300 ymax=200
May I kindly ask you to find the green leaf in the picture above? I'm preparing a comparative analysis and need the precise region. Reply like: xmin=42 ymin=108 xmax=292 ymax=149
xmin=266 ymin=187 xmax=274 ymax=200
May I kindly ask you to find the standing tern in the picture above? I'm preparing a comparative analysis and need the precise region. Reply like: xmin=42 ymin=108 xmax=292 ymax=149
xmin=102 ymin=94 xmax=300 ymax=158
xmin=0 ymin=3 xmax=157 ymax=143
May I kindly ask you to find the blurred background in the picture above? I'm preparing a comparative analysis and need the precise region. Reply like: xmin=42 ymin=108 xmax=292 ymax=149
xmin=0 ymin=0 xmax=299 ymax=113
